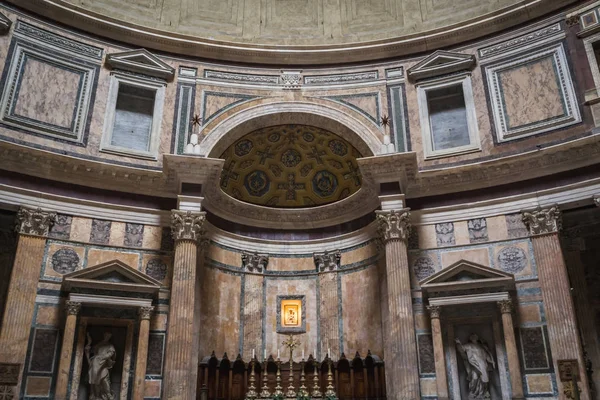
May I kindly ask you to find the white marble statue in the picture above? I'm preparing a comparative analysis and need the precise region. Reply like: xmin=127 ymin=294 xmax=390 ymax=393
xmin=455 ymin=334 xmax=496 ymax=399
xmin=85 ymin=332 xmax=116 ymax=400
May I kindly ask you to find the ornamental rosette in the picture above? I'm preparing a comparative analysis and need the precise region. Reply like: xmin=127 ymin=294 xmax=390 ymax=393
xmin=522 ymin=205 xmax=562 ymax=235
xmin=15 ymin=207 xmax=56 ymax=237
xmin=376 ymin=209 xmax=411 ymax=243
xmin=171 ymin=210 xmax=206 ymax=242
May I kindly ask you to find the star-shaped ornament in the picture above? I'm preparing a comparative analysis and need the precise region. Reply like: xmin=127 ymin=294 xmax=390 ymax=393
xmin=191 ymin=114 xmax=202 ymax=127
xmin=380 ymin=115 xmax=390 ymax=127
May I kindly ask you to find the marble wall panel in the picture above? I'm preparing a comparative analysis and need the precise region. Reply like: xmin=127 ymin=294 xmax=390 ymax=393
xmin=69 ymin=217 xmax=92 ymax=243
xmin=242 ymin=274 xmax=264 ymax=359
xmin=265 ymin=277 xmax=317 ymax=358
xmin=24 ymin=376 xmax=51 ymax=397
xmin=341 ymin=242 xmax=377 ymax=265
xmin=453 ymin=221 xmax=470 ymax=246
xmin=146 ymin=333 xmax=165 ymax=375
xmin=440 ymin=247 xmax=490 ymax=268
xmin=506 ymin=214 xmax=529 ymax=239
xmin=150 ymin=313 xmax=168 ymax=331
xmin=520 ymin=327 xmax=551 ymax=370
xmin=124 ymin=223 xmax=144 ymax=247
xmin=341 ymin=265 xmax=383 ymax=356
xmin=486 ymin=215 xmax=508 ymax=242
xmin=525 ymin=373 xmax=553 ymax=394
xmin=467 ymin=218 xmax=489 ymax=243
xmin=142 ymin=225 xmax=162 ymax=250
xmin=144 ymin=379 xmax=162 ymax=398
xmin=419 ymin=377 xmax=437 ymax=397
xmin=435 ymin=222 xmax=455 ymax=247
xmin=28 ymin=328 xmax=58 ymax=373
xmin=417 ymin=224 xmax=437 ymax=249
xmin=90 ymin=219 xmax=111 ymax=244
xmin=13 ymin=58 xmax=80 ymax=129
xmin=268 ymin=257 xmax=315 ymax=272
xmin=160 ymin=227 xmax=174 ymax=251
xmin=48 ymin=214 xmax=72 ymax=240
xmin=35 ymin=305 xmax=61 ymax=326
xmin=416 ymin=333 xmax=434 ymax=374
xmin=109 ymin=222 xmax=126 ymax=246
xmin=86 ymin=248 xmax=140 ymax=269
xmin=198 ymin=267 xmax=241 ymax=357
xmin=517 ymin=303 xmax=542 ymax=324
xmin=207 ymin=245 xmax=243 ymax=269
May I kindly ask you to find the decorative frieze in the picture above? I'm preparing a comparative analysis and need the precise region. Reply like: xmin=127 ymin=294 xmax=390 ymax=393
xmin=139 ymin=306 xmax=154 ymax=320
xmin=313 ymin=251 xmax=341 ymax=272
xmin=171 ymin=210 xmax=206 ymax=242
xmin=241 ymin=252 xmax=269 ymax=272
xmin=65 ymin=301 xmax=81 ymax=316
xmin=478 ymin=23 xmax=563 ymax=60
xmin=304 ymin=71 xmax=378 ymax=85
xmin=204 ymin=70 xmax=279 ymax=85
xmin=376 ymin=209 xmax=411 ymax=243
xmin=522 ymin=206 xmax=562 ymax=235
xmin=15 ymin=207 xmax=55 ymax=237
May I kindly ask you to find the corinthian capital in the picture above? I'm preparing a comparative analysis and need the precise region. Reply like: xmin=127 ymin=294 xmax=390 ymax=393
xmin=594 ymin=195 xmax=600 ymax=208
xmin=65 ymin=301 xmax=81 ymax=315
xmin=522 ymin=205 xmax=562 ymax=235
xmin=139 ymin=306 xmax=154 ymax=320
xmin=376 ymin=209 xmax=411 ymax=243
xmin=171 ymin=210 xmax=206 ymax=242
xmin=497 ymin=299 xmax=513 ymax=314
xmin=16 ymin=207 xmax=56 ymax=237
xmin=314 ymin=250 xmax=341 ymax=272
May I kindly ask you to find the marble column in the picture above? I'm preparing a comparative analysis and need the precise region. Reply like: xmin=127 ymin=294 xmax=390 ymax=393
xmin=523 ymin=206 xmax=590 ymax=399
xmin=164 ymin=210 xmax=207 ymax=400
xmin=0 ymin=207 xmax=55 ymax=392
xmin=376 ymin=209 xmax=420 ymax=400
xmin=497 ymin=299 xmax=524 ymax=399
xmin=133 ymin=306 xmax=154 ymax=400
xmin=54 ymin=301 xmax=81 ymax=400
xmin=427 ymin=306 xmax=448 ymax=400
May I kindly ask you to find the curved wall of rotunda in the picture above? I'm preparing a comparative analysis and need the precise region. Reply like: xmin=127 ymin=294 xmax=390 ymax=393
xmin=1 ymin=1 xmax=600 ymax=400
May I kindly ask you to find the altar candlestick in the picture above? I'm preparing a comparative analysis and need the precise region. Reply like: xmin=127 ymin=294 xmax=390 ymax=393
xmin=264 ymin=348 xmax=267 ymax=361
xmin=302 ymin=349 xmax=305 ymax=360
xmin=278 ymin=349 xmax=280 ymax=359
xmin=328 ymin=348 xmax=330 ymax=358
xmin=252 ymin=349 xmax=255 ymax=359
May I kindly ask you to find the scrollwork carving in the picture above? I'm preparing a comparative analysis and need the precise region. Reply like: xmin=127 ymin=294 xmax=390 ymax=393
xmin=376 ymin=209 xmax=411 ymax=243
xmin=171 ymin=210 xmax=206 ymax=242
xmin=314 ymin=251 xmax=341 ymax=272
xmin=522 ymin=206 xmax=562 ymax=235
xmin=241 ymin=252 xmax=269 ymax=273
xmin=15 ymin=207 xmax=56 ymax=237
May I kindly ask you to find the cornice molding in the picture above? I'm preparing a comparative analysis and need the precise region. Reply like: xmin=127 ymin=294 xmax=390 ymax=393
xmin=406 ymin=50 xmax=476 ymax=81
xmin=0 ymin=11 xmax=12 ymax=34
xmin=105 ymin=49 xmax=175 ymax=80
xmin=5 ymin=0 xmax=576 ymax=65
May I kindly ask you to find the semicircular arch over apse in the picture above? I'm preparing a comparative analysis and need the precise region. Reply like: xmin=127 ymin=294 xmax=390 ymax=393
xmin=219 ymin=125 xmax=363 ymax=208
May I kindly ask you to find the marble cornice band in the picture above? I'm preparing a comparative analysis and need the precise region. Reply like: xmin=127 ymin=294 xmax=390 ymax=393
xmin=139 ymin=306 xmax=154 ymax=320
xmin=375 ymin=209 xmax=411 ymax=243
xmin=522 ymin=205 xmax=562 ymax=236
xmin=15 ymin=206 xmax=56 ymax=237
xmin=65 ymin=301 xmax=81 ymax=315
xmin=171 ymin=210 xmax=206 ymax=242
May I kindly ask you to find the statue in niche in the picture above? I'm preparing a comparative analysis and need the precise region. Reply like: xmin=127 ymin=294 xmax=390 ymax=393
xmin=455 ymin=334 xmax=496 ymax=399
xmin=85 ymin=332 xmax=116 ymax=400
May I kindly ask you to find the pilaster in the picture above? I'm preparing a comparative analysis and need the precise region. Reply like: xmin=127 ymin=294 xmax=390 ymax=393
xmin=0 ymin=207 xmax=55 ymax=393
xmin=133 ymin=306 xmax=154 ymax=400
xmin=376 ymin=208 xmax=419 ymax=400
xmin=54 ymin=301 xmax=81 ymax=400
xmin=315 ymin=251 xmax=342 ymax=359
xmin=523 ymin=206 xmax=590 ymax=399
xmin=497 ymin=299 xmax=524 ymax=399
xmin=427 ymin=305 xmax=448 ymax=400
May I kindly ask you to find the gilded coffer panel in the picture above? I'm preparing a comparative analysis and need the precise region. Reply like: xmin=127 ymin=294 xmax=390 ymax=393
xmin=485 ymin=42 xmax=581 ymax=142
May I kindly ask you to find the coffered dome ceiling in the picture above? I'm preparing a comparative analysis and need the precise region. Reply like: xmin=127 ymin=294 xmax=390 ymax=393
xmin=219 ymin=125 xmax=362 ymax=208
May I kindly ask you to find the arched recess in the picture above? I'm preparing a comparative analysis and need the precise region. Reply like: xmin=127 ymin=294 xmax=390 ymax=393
xmin=197 ymin=99 xmax=384 ymax=158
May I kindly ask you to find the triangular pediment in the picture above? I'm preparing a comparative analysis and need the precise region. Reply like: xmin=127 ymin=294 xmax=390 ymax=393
xmin=106 ymin=49 xmax=175 ymax=80
xmin=407 ymin=50 xmax=476 ymax=81
xmin=62 ymin=259 xmax=161 ymax=294
xmin=420 ymin=259 xmax=514 ymax=295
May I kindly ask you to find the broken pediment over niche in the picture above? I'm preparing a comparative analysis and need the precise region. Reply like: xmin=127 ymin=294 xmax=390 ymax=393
xmin=420 ymin=259 xmax=515 ymax=297
xmin=407 ymin=50 xmax=476 ymax=81
xmin=105 ymin=48 xmax=175 ymax=80
xmin=62 ymin=259 xmax=161 ymax=295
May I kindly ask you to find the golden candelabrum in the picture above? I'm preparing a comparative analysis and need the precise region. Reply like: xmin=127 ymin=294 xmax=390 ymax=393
xmin=245 ymin=358 xmax=258 ymax=400
xmin=260 ymin=357 xmax=271 ymax=399
xmin=324 ymin=359 xmax=337 ymax=399
xmin=299 ymin=359 xmax=309 ymax=397
xmin=312 ymin=359 xmax=322 ymax=398
xmin=274 ymin=357 xmax=284 ymax=397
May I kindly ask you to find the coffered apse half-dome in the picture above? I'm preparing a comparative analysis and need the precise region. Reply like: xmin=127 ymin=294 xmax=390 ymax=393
xmin=219 ymin=125 xmax=362 ymax=208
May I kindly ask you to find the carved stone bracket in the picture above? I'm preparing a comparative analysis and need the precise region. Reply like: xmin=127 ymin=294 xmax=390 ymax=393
xmin=281 ymin=71 xmax=302 ymax=90
xmin=593 ymin=195 xmax=600 ymax=208
xmin=65 ymin=301 xmax=82 ymax=316
xmin=314 ymin=251 xmax=341 ymax=272
xmin=522 ymin=205 xmax=562 ymax=235
xmin=241 ymin=252 xmax=269 ymax=273
xmin=0 ymin=12 xmax=11 ymax=34
xmin=171 ymin=210 xmax=206 ymax=242
xmin=15 ymin=207 xmax=56 ymax=237
xmin=497 ymin=299 xmax=513 ymax=314
xmin=375 ymin=209 xmax=411 ymax=243
xmin=139 ymin=306 xmax=154 ymax=320
xmin=426 ymin=305 xmax=441 ymax=319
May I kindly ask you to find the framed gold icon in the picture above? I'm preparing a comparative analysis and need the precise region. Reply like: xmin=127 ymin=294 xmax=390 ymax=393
xmin=277 ymin=295 xmax=305 ymax=333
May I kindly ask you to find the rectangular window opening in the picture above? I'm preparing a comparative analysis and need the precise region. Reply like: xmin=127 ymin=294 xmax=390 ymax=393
xmin=426 ymin=84 xmax=470 ymax=151
xmin=111 ymin=84 xmax=156 ymax=152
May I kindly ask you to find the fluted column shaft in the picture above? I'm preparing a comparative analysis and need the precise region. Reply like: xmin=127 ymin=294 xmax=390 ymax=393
xmin=55 ymin=301 xmax=81 ymax=400
xmin=165 ymin=211 xmax=206 ymax=400
xmin=0 ymin=207 xmax=55 ymax=392
xmin=133 ymin=306 xmax=154 ymax=400
xmin=427 ymin=306 xmax=448 ymax=400
xmin=523 ymin=207 xmax=590 ymax=400
xmin=376 ymin=209 xmax=419 ymax=400
xmin=497 ymin=300 xmax=524 ymax=399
